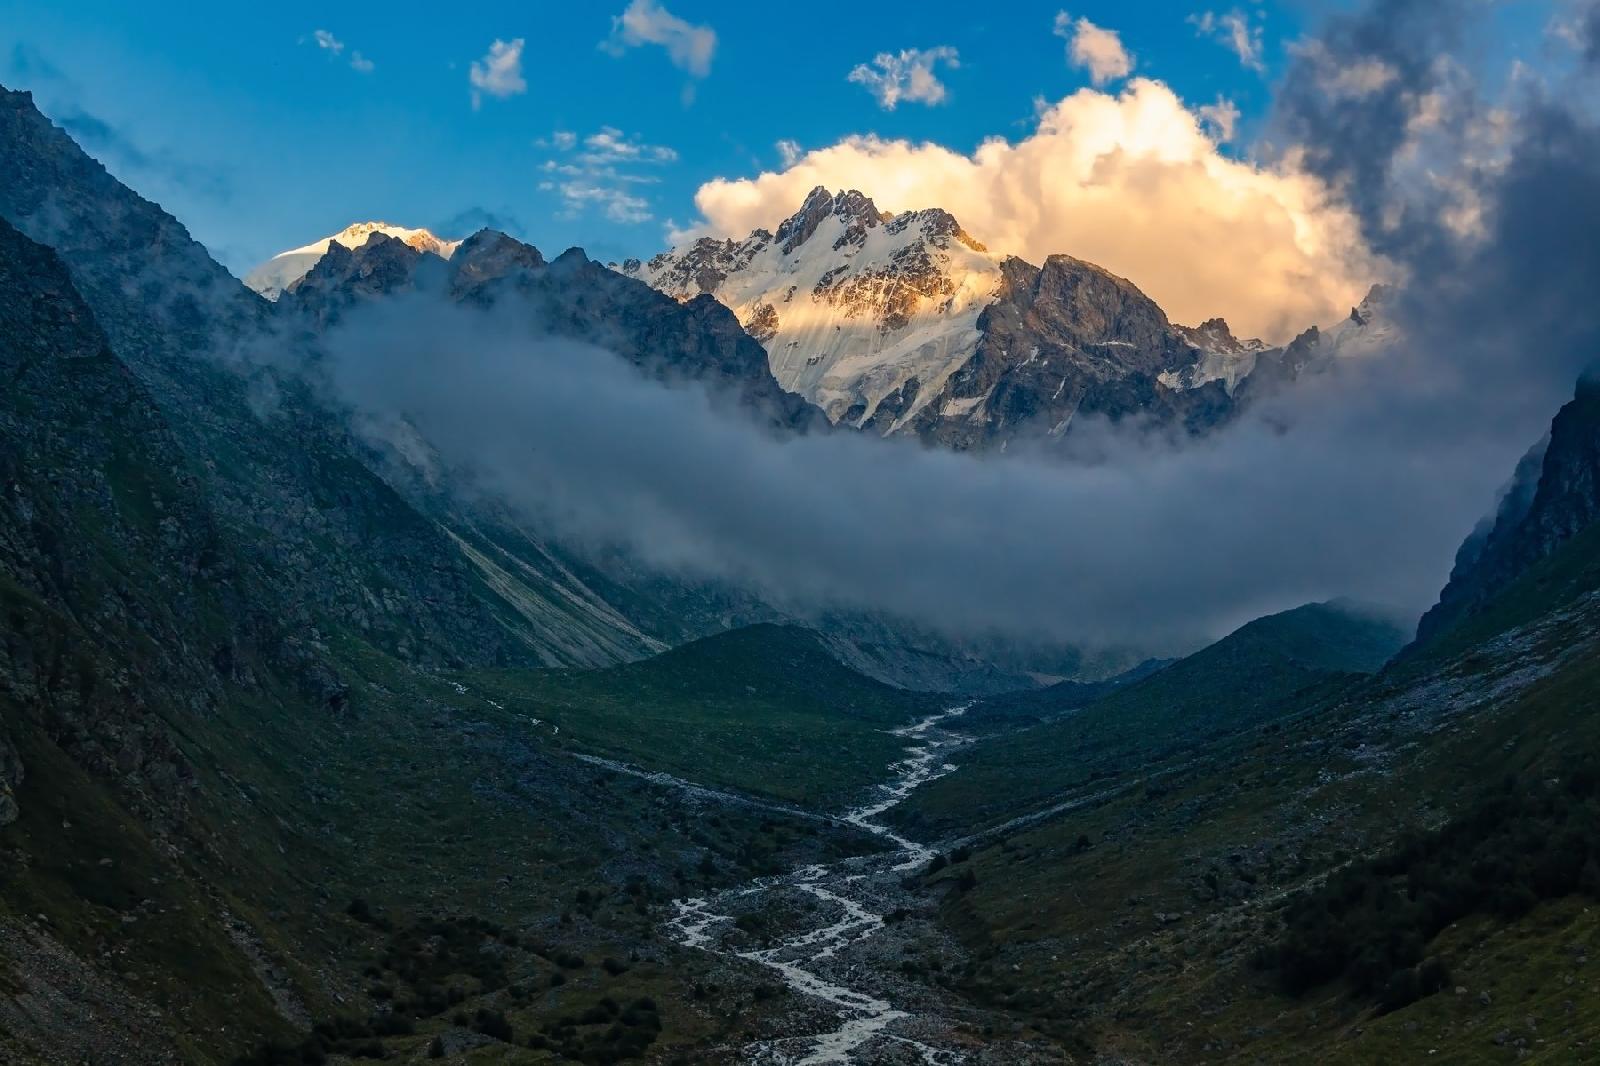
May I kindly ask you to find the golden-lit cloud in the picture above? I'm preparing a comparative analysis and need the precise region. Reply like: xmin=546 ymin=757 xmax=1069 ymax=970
xmin=679 ymin=79 xmax=1379 ymax=342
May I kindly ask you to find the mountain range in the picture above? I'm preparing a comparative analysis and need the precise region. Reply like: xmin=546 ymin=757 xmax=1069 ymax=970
xmin=251 ymin=186 xmax=1393 ymax=452
xmin=618 ymin=186 xmax=1391 ymax=448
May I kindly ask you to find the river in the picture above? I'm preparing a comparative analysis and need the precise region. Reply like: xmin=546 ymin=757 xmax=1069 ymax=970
xmin=666 ymin=705 xmax=974 ymax=1064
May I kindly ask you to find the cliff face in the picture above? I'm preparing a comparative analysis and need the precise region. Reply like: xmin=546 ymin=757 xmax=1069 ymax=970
xmin=1417 ymin=376 xmax=1600 ymax=644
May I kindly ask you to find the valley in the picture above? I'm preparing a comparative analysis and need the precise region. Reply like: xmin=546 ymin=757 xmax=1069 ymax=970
xmin=6 ymin=6 xmax=1600 ymax=1061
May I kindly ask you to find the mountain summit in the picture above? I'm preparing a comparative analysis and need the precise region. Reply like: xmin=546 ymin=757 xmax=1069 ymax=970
xmin=243 ymin=221 xmax=461 ymax=300
xmin=621 ymin=186 xmax=1002 ymax=428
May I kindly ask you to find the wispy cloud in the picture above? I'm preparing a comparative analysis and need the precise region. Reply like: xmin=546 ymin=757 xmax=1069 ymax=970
xmin=601 ymin=0 xmax=717 ymax=78
xmin=1189 ymin=9 xmax=1265 ymax=73
xmin=1054 ymin=12 xmax=1133 ymax=85
xmin=1289 ymin=39 xmax=1398 ymax=100
xmin=552 ymin=183 xmax=653 ymax=224
xmin=308 ymin=28 xmax=375 ymax=73
xmin=847 ymin=47 xmax=960 ymax=110
xmin=577 ymin=126 xmax=679 ymax=166
xmin=538 ymin=126 xmax=677 ymax=223
xmin=470 ymin=38 xmax=526 ymax=109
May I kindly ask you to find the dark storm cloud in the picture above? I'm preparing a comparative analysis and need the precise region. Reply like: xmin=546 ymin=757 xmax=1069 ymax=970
xmin=1277 ymin=0 xmax=1600 ymax=448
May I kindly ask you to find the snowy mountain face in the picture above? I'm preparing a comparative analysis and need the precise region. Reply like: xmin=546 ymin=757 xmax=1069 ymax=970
xmin=621 ymin=187 xmax=1002 ymax=428
xmin=1162 ymin=319 xmax=1271 ymax=394
xmin=627 ymin=189 xmax=1394 ymax=449
xmin=1319 ymin=284 xmax=1397 ymax=357
xmin=243 ymin=221 xmax=461 ymax=300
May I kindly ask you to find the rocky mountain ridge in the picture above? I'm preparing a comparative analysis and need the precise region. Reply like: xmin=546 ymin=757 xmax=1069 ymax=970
xmin=621 ymin=186 xmax=1001 ymax=432
xmin=284 ymin=227 xmax=822 ymax=433
xmin=624 ymin=187 xmax=1392 ymax=450
xmin=243 ymin=220 xmax=461 ymax=300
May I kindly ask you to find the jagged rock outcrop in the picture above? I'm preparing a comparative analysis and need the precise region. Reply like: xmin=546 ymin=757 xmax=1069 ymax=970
xmin=244 ymin=220 xmax=461 ymax=300
xmin=898 ymin=254 xmax=1231 ymax=447
xmin=1417 ymin=375 xmax=1600 ymax=643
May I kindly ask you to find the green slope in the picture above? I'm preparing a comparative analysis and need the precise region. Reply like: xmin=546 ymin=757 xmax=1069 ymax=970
xmin=899 ymin=602 xmax=1407 ymax=835
xmin=466 ymin=623 xmax=942 ymax=808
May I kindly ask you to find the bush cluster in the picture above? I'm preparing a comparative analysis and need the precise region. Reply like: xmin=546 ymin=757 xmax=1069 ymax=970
xmin=1263 ymin=760 xmax=1600 ymax=1010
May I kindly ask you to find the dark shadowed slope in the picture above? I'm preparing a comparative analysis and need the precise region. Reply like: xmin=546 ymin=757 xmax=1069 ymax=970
xmin=900 ymin=601 xmax=1408 ymax=835
xmin=1416 ymin=375 xmax=1600 ymax=648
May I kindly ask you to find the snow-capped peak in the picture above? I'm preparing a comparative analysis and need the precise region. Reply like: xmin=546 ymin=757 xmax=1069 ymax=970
xmin=621 ymin=188 xmax=1002 ymax=426
xmin=244 ymin=222 xmax=462 ymax=300
xmin=1160 ymin=317 xmax=1271 ymax=394
xmin=1322 ymin=283 xmax=1397 ymax=357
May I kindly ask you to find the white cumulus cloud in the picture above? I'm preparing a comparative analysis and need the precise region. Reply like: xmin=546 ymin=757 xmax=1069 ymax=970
xmin=601 ymin=0 xmax=717 ymax=78
xmin=470 ymin=38 xmax=527 ymax=109
xmin=675 ymin=79 xmax=1378 ymax=343
xmin=1055 ymin=12 xmax=1133 ymax=85
xmin=847 ymin=47 xmax=961 ymax=110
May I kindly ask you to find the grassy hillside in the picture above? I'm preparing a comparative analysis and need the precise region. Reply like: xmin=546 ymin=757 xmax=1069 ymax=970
xmin=898 ymin=602 xmax=1407 ymax=835
xmin=465 ymin=623 xmax=942 ymax=808
xmin=900 ymin=533 xmax=1600 ymax=1063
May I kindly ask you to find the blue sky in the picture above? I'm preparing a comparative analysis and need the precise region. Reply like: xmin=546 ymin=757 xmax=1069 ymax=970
xmin=0 ymin=5 xmax=1324 ymax=270
xmin=6 ymin=2 xmax=1318 ymax=273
